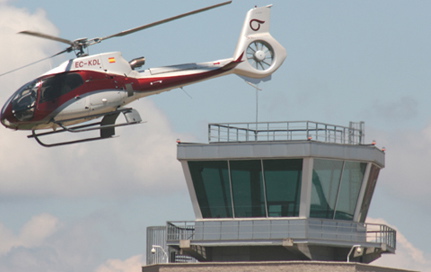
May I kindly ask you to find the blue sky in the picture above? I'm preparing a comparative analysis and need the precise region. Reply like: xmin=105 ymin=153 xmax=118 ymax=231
xmin=1 ymin=0 xmax=431 ymax=271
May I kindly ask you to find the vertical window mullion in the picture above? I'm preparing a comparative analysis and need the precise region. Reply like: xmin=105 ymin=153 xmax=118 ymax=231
xmin=332 ymin=161 xmax=346 ymax=219
xmin=261 ymin=159 xmax=269 ymax=217
xmin=228 ymin=160 xmax=235 ymax=218
xmin=353 ymin=163 xmax=371 ymax=222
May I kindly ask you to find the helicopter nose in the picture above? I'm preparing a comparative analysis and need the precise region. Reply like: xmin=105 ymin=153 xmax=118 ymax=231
xmin=0 ymin=105 xmax=17 ymax=129
xmin=1 ymin=116 xmax=11 ymax=128
xmin=1 ymin=112 xmax=11 ymax=128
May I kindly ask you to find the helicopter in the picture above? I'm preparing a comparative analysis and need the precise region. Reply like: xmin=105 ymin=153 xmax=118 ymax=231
xmin=0 ymin=2 xmax=286 ymax=147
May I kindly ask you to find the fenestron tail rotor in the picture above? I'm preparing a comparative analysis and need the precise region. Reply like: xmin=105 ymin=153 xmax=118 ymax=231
xmin=246 ymin=40 xmax=275 ymax=71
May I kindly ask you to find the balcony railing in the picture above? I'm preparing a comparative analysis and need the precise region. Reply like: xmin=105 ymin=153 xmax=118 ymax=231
xmin=208 ymin=121 xmax=365 ymax=145
xmin=166 ymin=218 xmax=395 ymax=252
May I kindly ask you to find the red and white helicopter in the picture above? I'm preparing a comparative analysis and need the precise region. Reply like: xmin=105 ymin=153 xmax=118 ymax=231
xmin=0 ymin=2 xmax=286 ymax=147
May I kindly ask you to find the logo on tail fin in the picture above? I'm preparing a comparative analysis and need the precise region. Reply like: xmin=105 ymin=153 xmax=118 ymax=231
xmin=249 ymin=19 xmax=265 ymax=31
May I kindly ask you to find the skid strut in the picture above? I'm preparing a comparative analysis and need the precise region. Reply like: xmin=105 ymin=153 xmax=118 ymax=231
xmin=28 ymin=108 xmax=142 ymax=147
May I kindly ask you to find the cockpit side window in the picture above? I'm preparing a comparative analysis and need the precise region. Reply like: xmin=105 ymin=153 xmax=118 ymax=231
xmin=11 ymin=79 xmax=39 ymax=121
xmin=40 ymin=73 xmax=84 ymax=103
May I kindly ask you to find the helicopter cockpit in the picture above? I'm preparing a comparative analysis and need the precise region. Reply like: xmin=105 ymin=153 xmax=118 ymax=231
xmin=2 ymin=73 xmax=85 ymax=123
xmin=8 ymin=79 xmax=39 ymax=121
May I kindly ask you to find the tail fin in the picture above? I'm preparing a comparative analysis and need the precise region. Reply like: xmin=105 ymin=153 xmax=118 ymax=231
xmin=232 ymin=5 xmax=286 ymax=82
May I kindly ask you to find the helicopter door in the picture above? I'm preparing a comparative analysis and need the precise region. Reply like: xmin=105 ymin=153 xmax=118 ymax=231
xmin=40 ymin=73 xmax=84 ymax=103
xmin=38 ymin=73 xmax=84 ymax=114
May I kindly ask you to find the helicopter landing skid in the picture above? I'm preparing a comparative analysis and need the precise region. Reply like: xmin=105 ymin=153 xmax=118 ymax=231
xmin=28 ymin=108 xmax=143 ymax=147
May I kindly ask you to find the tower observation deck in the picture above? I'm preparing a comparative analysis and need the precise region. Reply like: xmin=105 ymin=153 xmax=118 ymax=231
xmin=146 ymin=121 xmax=395 ymax=265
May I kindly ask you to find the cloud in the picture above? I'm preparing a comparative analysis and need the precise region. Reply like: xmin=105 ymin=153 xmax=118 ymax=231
xmin=95 ymin=255 xmax=145 ymax=272
xmin=0 ymin=3 xmax=60 ymax=83
xmin=0 ymin=213 xmax=105 ymax=272
xmin=0 ymin=1 xmax=195 ymax=199
xmin=0 ymin=99 xmax=193 ymax=198
xmin=19 ymin=213 xmax=60 ymax=249
xmin=368 ymin=218 xmax=431 ymax=272
xmin=0 ymin=210 xmax=148 ymax=272
xmin=0 ymin=213 xmax=59 ymax=255
xmin=367 ymin=122 xmax=431 ymax=202
xmin=0 ymin=222 xmax=16 ymax=255
xmin=0 ymin=3 xmax=187 ymax=270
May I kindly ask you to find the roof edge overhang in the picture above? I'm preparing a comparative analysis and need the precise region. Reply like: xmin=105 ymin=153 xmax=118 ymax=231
xmin=177 ymin=141 xmax=385 ymax=168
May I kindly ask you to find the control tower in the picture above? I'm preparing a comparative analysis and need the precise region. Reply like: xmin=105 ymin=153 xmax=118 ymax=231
xmin=146 ymin=121 xmax=396 ymax=266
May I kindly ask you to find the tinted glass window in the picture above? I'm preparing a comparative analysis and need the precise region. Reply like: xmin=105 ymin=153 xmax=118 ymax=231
xmin=230 ymin=160 xmax=266 ymax=218
xmin=359 ymin=164 xmax=380 ymax=222
xmin=334 ymin=162 xmax=366 ymax=220
xmin=263 ymin=159 xmax=302 ymax=217
xmin=11 ymin=79 xmax=39 ymax=121
xmin=189 ymin=161 xmax=232 ymax=218
xmin=40 ymin=73 xmax=83 ymax=102
xmin=311 ymin=159 xmax=367 ymax=220
xmin=310 ymin=159 xmax=343 ymax=219
xmin=189 ymin=159 xmax=304 ymax=219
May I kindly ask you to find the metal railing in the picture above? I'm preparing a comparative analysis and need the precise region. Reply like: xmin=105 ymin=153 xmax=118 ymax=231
xmin=167 ymin=221 xmax=196 ymax=241
xmin=365 ymin=223 xmax=397 ymax=249
xmin=166 ymin=218 xmax=395 ymax=252
xmin=208 ymin=121 xmax=365 ymax=145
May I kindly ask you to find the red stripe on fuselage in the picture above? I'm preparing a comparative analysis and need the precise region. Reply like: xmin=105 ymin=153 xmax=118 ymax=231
xmin=3 ymin=56 xmax=242 ymax=130
xmin=135 ymin=58 xmax=242 ymax=92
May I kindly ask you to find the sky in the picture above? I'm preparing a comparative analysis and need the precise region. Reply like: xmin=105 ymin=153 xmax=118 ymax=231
xmin=0 ymin=0 xmax=430 ymax=271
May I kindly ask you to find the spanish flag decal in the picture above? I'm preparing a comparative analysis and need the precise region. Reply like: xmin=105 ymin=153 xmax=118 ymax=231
xmin=108 ymin=57 xmax=116 ymax=63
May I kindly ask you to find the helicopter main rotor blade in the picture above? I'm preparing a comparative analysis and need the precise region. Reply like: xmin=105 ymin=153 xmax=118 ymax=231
xmin=19 ymin=30 xmax=74 ymax=46
xmin=99 ymin=1 xmax=232 ymax=42
xmin=0 ymin=48 xmax=68 ymax=78
xmin=9 ymin=1 xmax=232 ymax=64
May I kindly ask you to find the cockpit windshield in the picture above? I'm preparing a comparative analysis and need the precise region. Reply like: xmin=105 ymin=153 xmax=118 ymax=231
xmin=11 ymin=79 xmax=39 ymax=121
